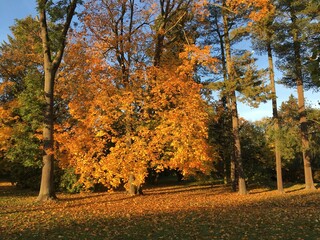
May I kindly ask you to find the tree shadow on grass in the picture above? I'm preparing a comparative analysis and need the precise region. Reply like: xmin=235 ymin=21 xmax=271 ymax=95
xmin=3 ymin=194 xmax=320 ymax=240
xmin=282 ymin=182 xmax=317 ymax=193
xmin=144 ymin=183 xmax=231 ymax=196
xmin=1 ymin=192 xmax=135 ymax=215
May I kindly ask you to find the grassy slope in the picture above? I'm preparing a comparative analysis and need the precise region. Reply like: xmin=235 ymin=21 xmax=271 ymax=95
xmin=1 ymin=182 xmax=320 ymax=240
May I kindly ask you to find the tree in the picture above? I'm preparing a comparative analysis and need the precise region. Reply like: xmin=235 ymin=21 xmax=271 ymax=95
xmin=0 ymin=17 xmax=44 ymax=188
xmin=276 ymin=95 xmax=306 ymax=182
xmin=274 ymin=0 xmax=318 ymax=190
xmin=54 ymin=0 xmax=215 ymax=194
xmin=261 ymin=95 xmax=320 ymax=183
xmin=251 ymin=3 xmax=284 ymax=192
xmin=37 ymin=0 xmax=79 ymax=201
xmin=239 ymin=119 xmax=274 ymax=185
xmin=204 ymin=0 xmax=271 ymax=194
xmin=152 ymin=0 xmax=194 ymax=68
xmin=66 ymin=0 xmax=157 ymax=194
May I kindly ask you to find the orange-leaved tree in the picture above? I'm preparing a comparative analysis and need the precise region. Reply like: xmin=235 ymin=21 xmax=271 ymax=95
xmin=55 ymin=0 xmax=217 ymax=193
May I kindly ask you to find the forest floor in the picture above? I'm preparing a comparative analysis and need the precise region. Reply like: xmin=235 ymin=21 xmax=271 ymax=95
xmin=1 ymin=181 xmax=320 ymax=240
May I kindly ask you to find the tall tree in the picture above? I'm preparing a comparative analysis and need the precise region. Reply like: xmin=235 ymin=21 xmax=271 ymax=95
xmin=54 ymin=0 xmax=215 ymax=194
xmin=37 ymin=0 xmax=79 ymax=201
xmin=75 ymin=0 xmax=154 ymax=194
xmin=274 ymin=0 xmax=318 ymax=190
xmin=251 ymin=3 xmax=284 ymax=192
xmin=204 ymin=0 xmax=271 ymax=194
xmin=199 ymin=3 xmax=234 ymax=187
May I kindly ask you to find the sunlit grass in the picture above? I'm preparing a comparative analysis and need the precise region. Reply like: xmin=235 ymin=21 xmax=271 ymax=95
xmin=1 ymin=182 xmax=320 ymax=239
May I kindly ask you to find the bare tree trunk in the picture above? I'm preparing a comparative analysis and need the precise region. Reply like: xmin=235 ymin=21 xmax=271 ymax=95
xmin=128 ymin=174 xmax=143 ymax=195
xmin=297 ymin=76 xmax=315 ymax=189
xmin=231 ymin=91 xmax=246 ymax=194
xmin=230 ymin=153 xmax=237 ymax=191
xmin=154 ymin=33 xmax=165 ymax=67
xmin=267 ymin=41 xmax=284 ymax=193
xmin=38 ymin=70 xmax=56 ymax=201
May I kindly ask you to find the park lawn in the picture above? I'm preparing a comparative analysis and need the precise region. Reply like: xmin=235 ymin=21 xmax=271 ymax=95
xmin=1 ymin=182 xmax=320 ymax=240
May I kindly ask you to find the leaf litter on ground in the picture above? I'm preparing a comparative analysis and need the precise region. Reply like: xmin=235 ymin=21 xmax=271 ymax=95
xmin=1 ymin=181 xmax=320 ymax=240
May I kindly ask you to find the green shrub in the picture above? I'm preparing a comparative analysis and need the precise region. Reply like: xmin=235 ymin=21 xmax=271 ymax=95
xmin=59 ymin=168 xmax=83 ymax=193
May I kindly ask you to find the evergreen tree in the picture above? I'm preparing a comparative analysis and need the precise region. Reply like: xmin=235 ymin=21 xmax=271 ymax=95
xmin=250 ymin=2 xmax=284 ymax=192
xmin=203 ymin=0 xmax=271 ymax=194
xmin=274 ymin=0 xmax=318 ymax=189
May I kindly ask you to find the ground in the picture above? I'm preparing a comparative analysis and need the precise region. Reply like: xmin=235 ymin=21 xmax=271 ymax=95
xmin=1 ymin=181 xmax=320 ymax=239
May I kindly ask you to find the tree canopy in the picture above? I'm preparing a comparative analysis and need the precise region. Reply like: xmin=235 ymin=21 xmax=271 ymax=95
xmin=0 ymin=0 xmax=319 ymax=197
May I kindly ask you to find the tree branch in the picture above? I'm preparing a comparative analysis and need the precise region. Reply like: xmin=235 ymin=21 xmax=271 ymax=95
xmin=52 ymin=0 xmax=78 ymax=71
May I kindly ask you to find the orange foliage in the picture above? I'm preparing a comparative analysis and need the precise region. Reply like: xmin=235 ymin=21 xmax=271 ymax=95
xmin=55 ymin=39 xmax=215 ymax=190
xmin=225 ymin=0 xmax=272 ymax=22
xmin=0 ymin=83 xmax=14 ymax=151
xmin=0 ymin=99 xmax=17 ymax=152
xmin=52 ymin=0 xmax=219 ymax=191
xmin=178 ymin=44 xmax=217 ymax=76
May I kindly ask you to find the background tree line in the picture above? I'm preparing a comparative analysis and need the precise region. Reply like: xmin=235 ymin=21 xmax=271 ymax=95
xmin=0 ymin=0 xmax=319 ymax=200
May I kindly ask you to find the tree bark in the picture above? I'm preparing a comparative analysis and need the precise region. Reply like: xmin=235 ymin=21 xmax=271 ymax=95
xmin=37 ymin=0 xmax=78 ymax=201
xmin=290 ymin=7 xmax=315 ymax=190
xmin=222 ymin=0 xmax=246 ymax=194
xmin=231 ymin=91 xmax=246 ymax=194
xmin=267 ymin=41 xmax=284 ymax=193
xmin=128 ymin=174 xmax=143 ymax=195
xmin=230 ymin=153 xmax=237 ymax=191
xmin=216 ymin=21 xmax=235 ymax=189
xmin=38 ymin=68 xmax=56 ymax=201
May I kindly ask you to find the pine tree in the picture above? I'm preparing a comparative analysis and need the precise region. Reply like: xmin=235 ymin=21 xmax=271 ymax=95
xmin=274 ymin=0 xmax=318 ymax=190
xmin=204 ymin=0 xmax=271 ymax=194
xmin=250 ymin=2 xmax=284 ymax=192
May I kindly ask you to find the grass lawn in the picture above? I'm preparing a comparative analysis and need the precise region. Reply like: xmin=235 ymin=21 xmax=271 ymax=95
xmin=1 ymin=181 xmax=320 ymax=240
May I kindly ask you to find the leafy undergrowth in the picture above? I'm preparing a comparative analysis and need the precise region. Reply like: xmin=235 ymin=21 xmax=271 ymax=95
xmin=1 ymin=182 xmax=320 ymax=240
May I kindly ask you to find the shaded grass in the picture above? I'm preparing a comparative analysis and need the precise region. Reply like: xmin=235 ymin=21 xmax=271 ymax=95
xmin=1 ymin=182 xmax=320 ymax=240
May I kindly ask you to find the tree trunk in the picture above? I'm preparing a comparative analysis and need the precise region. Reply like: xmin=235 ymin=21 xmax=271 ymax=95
xmin=231 ymin=91 xmax=247 ymax=194
xmin=154 ymin=33 xmax=165 ymax=67
xmin=128 ymin=174 xmax=143 ymax=195
xmin=223 ymin=159 xmax=228 ymax=185
xmin=217 ymin=23 xmax=234 ymax=188
xmin=38 ymin=69 xmax=56 ymax=201
xmin=222 ymin=1 xmax=247 ymax=194
xmin=267 ymin=41 xmax=284 ymax=193
xmin=290 ymin=8 xmax=315 ymax=190
xmin=125 ymin=115 xmax=143 ymax=195
xmin=37 ymin=2 xmax=57 ymax=200
xmin=297 ymin=76 xmax=315 ymax=190
xmin=37 ymin=0 xmax=78 ymax=201
xmin=230 ymin=154 xmax=237 ymax=191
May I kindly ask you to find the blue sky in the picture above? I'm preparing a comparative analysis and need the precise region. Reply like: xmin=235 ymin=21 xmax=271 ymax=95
xmin=0 ymin=0 xmax=318 ymax=121
xmin=0 ymin=0 xmax=37 ymax=41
